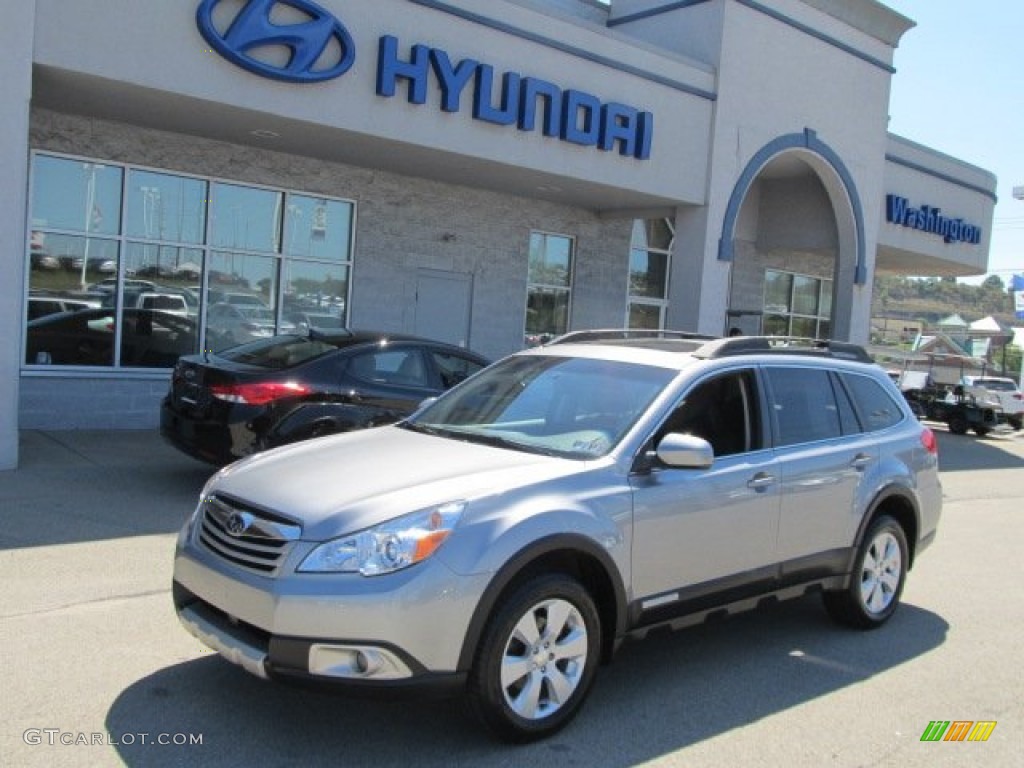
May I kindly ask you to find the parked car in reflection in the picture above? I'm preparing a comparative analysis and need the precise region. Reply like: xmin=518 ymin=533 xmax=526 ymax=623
xmin=285 ymin=309 xmax=345 ymax=332
xmin=27 ymin=295 xmax=100 ymax=321
xmin=206 ymin=303 xmax=284 ymax=348
xmin=160 ymin=329 xmax=490 ymax=464
xmin=25 ymin=308 xmax=197 ymax=367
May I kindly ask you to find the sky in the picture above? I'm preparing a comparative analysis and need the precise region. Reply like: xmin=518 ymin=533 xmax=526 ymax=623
xmin=882 ymin=0 xmax=1023 ymax=286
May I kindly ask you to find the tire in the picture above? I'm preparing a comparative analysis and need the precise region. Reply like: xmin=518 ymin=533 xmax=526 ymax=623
xmin=1009 ymin=416 xmax=1023 ymax=430
xmin=824 ymin=515 xmax=908 ymax=629
xmin=947 ymin=414 xmax=968 ymax=435
xmin=468 ymin=574 xmax=601 ymax=743
xmin=974 ymin=426 xmax=990 ymax=437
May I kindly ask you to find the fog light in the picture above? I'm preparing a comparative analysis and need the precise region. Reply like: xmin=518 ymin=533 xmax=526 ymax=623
xmin=308 ymin=644 xmax=412 ymax=680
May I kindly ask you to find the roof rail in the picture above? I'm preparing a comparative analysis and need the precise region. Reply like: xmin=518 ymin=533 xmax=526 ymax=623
xmin=546 ymin=329 xmax=717 ymax=345
xmin=694 ymin=336 xmax=874 ymax=363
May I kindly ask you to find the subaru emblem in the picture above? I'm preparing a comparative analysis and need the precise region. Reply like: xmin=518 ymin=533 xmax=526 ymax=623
xmin=196 ymin=0 xmax=355 ymax=83
xmin=225 ymin=511 xmax=255 ymax=537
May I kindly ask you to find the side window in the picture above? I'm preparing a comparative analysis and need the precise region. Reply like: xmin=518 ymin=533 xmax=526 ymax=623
xmin=657 ymin=370 xmax=761 ymax=457
xmin=839 ymin=372 xmax=904 ymax=432
xmin=766 ymin=367 xmax=842 ymax=446
xmin=349 ymin=349 xmax=429 ymax=388
xmin=431 ymin=350 xmax=486 ymax=389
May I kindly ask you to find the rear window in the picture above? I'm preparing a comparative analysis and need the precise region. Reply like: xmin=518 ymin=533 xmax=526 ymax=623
xmin=974 ymin=379 xmax=1015 ymax=392
xmin=141 ymin=295 xmax=184 ymax=310
xmin=219 ymin=336 xmax=339 ymax=369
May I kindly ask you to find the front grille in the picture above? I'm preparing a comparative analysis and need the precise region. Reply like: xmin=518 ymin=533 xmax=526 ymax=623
xmin=199 ymin=496 xmax=301 ymax=574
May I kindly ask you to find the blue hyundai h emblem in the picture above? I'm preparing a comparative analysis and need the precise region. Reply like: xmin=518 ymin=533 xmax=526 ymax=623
xmin=197 ymin=0 xmax=355 ymax=83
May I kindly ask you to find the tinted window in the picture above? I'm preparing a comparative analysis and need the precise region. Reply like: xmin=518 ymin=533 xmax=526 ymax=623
xmin=657 ymin=370 xmax=761 ymax=457
xmin=431 ymin=350 xmax=486 ymax=388
xmin=767 ymin=367 xmax=842 ymax=446
xmin=349 ymin=349 xmax=430 ymax=388
xmin=219 ymin=336 xmax=339 ymax=369
xmin=840 ymin=373 xmax=904 ymax=432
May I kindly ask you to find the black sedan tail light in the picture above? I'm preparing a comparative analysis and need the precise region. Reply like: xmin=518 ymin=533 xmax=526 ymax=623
xmin=210 ymin=381 xmax=312 ymax=405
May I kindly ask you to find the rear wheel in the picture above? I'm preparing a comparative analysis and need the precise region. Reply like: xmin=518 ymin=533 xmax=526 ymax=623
xmin=947 ymin=414 xmax=968 ymax=435
xmin=1009 ymin=415 xmax=1023 ymax=430
xmin=468 ymin=574 xmax=601 ymax=742
xmin=824 ymin=515 xmax=908 ymax=629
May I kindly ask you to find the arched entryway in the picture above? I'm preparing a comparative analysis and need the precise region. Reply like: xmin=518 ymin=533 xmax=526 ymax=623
xmin=718 ymin=130 xmax=864 ymax=340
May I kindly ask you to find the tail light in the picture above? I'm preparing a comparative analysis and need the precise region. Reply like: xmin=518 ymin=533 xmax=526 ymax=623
xmin=920 ymin=426 xmax=938 ymax=456
xmin=210 ymin=381 xmax=312 ymax=405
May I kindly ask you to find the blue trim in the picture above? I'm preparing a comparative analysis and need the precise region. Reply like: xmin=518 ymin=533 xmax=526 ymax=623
xmin=718 ymin=128 xmax=867 ymax=285
xmin=735 ymin=0 xmax=894 ymax=74
xmin=406 ymin=0 xmax=716 ymax=101
xmin=608 ymin=0 xmax=713 ymax=27
xmin=885 ymin=154 xmax=998 ymax=203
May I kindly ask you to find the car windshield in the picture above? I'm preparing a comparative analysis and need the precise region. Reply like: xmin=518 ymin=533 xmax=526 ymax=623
xmin=219 ymin=335 xmax=340 ymax=369
xmin=404 ymin=354 xmax=675 ymax=459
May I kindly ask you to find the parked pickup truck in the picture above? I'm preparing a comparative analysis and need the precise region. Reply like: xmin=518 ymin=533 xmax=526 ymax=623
xmin=961 ymin=376 xmax=1024 ymax=430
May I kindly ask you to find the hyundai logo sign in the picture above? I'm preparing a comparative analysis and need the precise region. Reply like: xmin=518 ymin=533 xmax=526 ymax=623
xmin=197 ymin=0 xmax=355 ymax=83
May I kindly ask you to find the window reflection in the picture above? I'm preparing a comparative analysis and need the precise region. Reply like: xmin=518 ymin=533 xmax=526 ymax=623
xmin=27 ymin=154 xmax=355 ymax=367
xmin=126 ymin=170 xmax=207 ymax=244
xmin=283 ymin=195 xmax=353 ymax=260
xmin=210 ymin=183 xmax=282 ymax=253
xmin=31 ymin=157 xmax=122 ymax=235
xmin=281 ymin=260 xmax=349 ymax=330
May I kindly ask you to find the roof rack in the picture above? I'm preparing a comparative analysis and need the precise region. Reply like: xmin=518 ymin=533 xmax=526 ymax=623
xmin=545 ymin=329 xmax=717 ymax=345
xmin=694 ymin=336 xmax=874 ymax=363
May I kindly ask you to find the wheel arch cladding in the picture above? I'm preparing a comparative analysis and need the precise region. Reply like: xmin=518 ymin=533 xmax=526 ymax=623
xmin=860 ymin=489 xmax=919 ymax=567
xmin=456 ymin=534 xmax=627 ymax=672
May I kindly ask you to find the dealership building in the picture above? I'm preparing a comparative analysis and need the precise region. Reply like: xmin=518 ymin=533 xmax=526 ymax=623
xmin=0 ymin=0 xmax=997 ymax=468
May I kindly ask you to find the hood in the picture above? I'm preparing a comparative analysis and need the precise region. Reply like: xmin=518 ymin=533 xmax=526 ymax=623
xmin=210 ymin=426 xmax=583 ymax=540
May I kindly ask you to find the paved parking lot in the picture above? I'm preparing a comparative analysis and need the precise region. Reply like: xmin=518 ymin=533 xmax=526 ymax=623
xmin=1 ymin=426 xmax=1022 ymax=767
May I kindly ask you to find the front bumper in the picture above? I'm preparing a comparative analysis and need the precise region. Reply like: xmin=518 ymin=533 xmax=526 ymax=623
xmin=172 ymin=530 xmax=489 ymax=692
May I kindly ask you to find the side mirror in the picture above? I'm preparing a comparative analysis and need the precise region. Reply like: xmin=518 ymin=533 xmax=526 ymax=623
xmin=656 ymin=432 xmax=714 ymax=469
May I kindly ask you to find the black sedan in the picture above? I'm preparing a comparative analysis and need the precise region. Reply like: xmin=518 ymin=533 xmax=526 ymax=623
xmin=160 ymin=329 xmax=490 ymax=464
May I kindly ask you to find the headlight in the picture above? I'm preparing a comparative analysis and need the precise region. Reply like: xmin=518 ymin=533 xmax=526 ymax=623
xmin=298 ymin=501 xmax=466 ymax=576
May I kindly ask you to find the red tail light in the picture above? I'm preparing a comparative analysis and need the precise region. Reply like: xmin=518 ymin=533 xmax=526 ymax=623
xmin=920 ymin=426 xmax=938 ymax=456
xmin=210 ymin=381 xmax=311 ymax=405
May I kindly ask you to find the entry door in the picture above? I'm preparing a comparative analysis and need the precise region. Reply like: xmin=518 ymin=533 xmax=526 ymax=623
xmin=414 ymin=269 xmax=472 ymax=347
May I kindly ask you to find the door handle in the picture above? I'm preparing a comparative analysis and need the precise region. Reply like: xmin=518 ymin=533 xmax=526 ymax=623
xmin=747 ymin=472 xmax=776 ymax=490
xmin=850 ymin=453 xmax=873 ymax=470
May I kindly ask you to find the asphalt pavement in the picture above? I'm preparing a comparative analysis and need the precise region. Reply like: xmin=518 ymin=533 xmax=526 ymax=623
xmin=1 ymin=426 xmax=1022 ymax=767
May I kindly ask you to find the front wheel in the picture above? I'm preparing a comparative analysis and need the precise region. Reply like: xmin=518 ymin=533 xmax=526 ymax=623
xmin=468 ymin=574 xmax=601 ymax=742
xmin=824 ymin=515 xmax=908 ymax=629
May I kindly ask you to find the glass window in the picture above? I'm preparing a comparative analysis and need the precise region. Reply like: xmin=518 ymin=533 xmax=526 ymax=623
xmin=841 ymin=373 xmax=904 ymax=432
xmin=283 ymin=195 xmax=354 ymax=260
xmin=281 ymin=259 xmax=348 ymax=327
xmin=31 ymin=156 xmax=122 ymax=235
xmin=525 ymin=232 xmax=574 ymax=343
xmin=629 ymin=250 xmax=668 ymax=299
xmin=763 ymin=270 xmax=832 ymax=340
xmin=126 ymin=170 xmax=207 ymax=244
xmin=430 ymin=350 xmax=486 ymax=389
xmin=767 ymin=368 xmax=842 ymax=446
xmin=348 ymin=349 xmax=430 ymax=388
xmin=763 ymin=271 xmax=793 ymax=314
xmin=209 ymin=183 xmax=282 ymax=253
xmin=657 ymin=371 xmax=761 ymax=457
xmin=627 ymin=218 xmax=673 ymax=330
xmin=628 ymin=303 xmax=663 ymax=330
xmin=26 ymin=153 xmax=355 ymax=368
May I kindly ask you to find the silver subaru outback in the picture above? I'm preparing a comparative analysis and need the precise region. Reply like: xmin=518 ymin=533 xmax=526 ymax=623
xmin=173 ymin=332 xmax=941 ymax=741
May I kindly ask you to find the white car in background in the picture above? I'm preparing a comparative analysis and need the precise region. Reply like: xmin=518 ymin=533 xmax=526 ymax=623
xmin=961 ymin=376 xmax=1024 ymax=429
